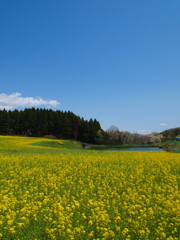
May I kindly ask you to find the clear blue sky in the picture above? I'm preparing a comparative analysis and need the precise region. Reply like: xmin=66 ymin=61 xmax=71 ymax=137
xmin=1 ymin=0 xmax=180 ymax=134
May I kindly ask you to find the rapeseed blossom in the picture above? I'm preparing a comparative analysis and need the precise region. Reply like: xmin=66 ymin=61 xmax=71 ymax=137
xmin=0 ymin=136 xmax=180 ymax=239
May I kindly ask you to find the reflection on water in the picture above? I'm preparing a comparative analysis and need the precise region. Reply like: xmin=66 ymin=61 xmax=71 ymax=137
xmin=104 ymin=147 xmax=164 ymax=152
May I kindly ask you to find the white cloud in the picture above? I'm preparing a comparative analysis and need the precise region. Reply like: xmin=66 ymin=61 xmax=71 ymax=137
xmin=160 ymin=123 xmax=167 ymax=126
xmin=138 ymin=130 xmax=151 ymax=135
xmin=0 ymin=92 xmax=60 ymax=110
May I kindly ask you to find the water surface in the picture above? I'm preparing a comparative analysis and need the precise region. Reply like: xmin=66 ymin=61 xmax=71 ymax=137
xmin=104 ymin=147 xmax=164 ymax=152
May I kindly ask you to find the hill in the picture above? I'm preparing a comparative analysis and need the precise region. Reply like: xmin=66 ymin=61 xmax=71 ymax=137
xmin=160 ymin=127 xmax=180 ymax=140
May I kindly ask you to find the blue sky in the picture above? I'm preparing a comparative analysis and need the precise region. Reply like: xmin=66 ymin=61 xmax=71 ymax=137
xmin=0 ymin=0 xmax=180 ymax=134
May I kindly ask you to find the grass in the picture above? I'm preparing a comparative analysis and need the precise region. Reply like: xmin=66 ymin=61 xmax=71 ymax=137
xmin=156 ymin=141 xmax=180 ymax=153
xmin=32 ymin=139 xmax=82 ymax=149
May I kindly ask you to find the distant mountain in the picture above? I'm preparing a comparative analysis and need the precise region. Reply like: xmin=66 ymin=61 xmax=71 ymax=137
xmin=107 ymin=125 xmax=119 ymax=132
xmin=160 ymin=127 xmax=180 ymax=139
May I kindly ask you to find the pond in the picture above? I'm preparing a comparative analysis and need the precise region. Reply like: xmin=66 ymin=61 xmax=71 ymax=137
xmin=103 ymin=147 xmax=164 ymax=152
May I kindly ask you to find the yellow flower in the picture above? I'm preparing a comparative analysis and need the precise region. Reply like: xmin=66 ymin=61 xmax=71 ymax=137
xmin=17 ymin=222 xmax=24 ymax=227
xmin=88 ymin=231 xmax=94 ymax=237
xmin=88 ymin=220 xmax=93 ymax=225
xmin=9 ymin=227 xmax=16 ymax=234
xmin=66 ymin=228 xmax=72 ymax=234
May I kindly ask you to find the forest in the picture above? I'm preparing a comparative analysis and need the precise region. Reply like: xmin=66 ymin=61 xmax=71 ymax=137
xmin=0 ymin=108 xmax=103 ymax=143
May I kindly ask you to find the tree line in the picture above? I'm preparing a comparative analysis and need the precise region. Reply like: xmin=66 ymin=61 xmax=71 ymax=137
xmin=0 ymin=108 xmax=169 ymax=145
xmin=0 ymin=108 xmax=102 ymax=143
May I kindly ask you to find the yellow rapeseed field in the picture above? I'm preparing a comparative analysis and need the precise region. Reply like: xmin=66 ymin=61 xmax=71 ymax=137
xmin=0 ymin=136 xmax=180 ymax=239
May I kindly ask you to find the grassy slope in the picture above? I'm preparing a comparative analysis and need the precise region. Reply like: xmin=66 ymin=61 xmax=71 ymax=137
xmin=157 ymin=141 xmax=180 ymax=153
xmin=0 ymin=136 xmax=87 ymax=155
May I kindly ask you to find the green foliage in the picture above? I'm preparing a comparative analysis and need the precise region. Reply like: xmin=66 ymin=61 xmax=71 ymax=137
xmin=32 ymin=140 xmax=82 ymax=149
xmin=0 ymin=108 xmax=103 ymax=144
